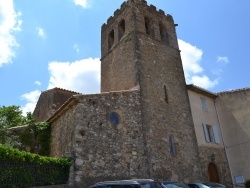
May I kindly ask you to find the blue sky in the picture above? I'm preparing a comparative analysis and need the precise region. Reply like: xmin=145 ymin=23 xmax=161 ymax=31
xmin=1 ymin=0 xmax=250 ymax=114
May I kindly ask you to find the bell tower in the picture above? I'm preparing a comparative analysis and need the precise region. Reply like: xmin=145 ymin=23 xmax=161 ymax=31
xmin=101 ymin=0 xmax=202 ymax=180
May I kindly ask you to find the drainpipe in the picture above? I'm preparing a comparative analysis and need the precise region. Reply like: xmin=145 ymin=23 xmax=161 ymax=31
xmin=214 ymin=98 xmax=235 ymax=188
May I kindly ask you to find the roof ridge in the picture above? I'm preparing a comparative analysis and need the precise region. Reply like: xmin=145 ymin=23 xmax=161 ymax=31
xmin=41 ymin=87 xmax=81 ymax=94
xmin=217 ymin=87 xmax=250 ymax=94
xmin=187 ymin=84 xmax=217 ymax=96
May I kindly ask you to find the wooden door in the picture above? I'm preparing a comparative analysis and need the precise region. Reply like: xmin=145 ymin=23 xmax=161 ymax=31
xmin=208 ymin=163 xmax=220 ymax=183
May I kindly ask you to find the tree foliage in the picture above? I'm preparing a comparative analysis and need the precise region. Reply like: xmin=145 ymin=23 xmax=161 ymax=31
xmin=0 ymin=105 xmax=26 ymax=128
xmin=0 ymin=106 xmax=51 ymax=153
xmin=0 ymin=105 xmax=26 ymax=147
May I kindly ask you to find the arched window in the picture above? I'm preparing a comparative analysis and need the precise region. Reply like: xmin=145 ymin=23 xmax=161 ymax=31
xmin=108 ymin=29 xmax=114 ymax=50
xmin=145 ymin=17 xmax=154 ymax=37
xmin=169 ymin=134 xmax=176 ymax=157
xmin=159 ymin=23 xmax=169 ymax=44
xmin=118 ymin=19 xmax=125 ymax=41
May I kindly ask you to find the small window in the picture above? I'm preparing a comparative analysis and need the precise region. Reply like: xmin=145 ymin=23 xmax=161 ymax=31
xmin=207 ymin=125 xmax=215 ymax=143
xmin=159 ymin=23 xmax=169 ymax=44
xmin=145 ymin=17 xmax=150 ymax=35
xmin=144 ymin=17 xmax=154 ymax=37
xmin=118 ymin=19 xmax=125 ymax=41
xmin=169 ymin=134 xmax=176 ymax=157
xmin=203 ymin=124 xmax=221 ymax=144
xmin=164 ymin=85 xmax=168 ymax=103
xmin=108 ymin=29 xmax=115 ymax=50
xmin=200 ymin=97 xmax=208 ymax=111
xmin=235 ymin=175 xmax=245 ymax=184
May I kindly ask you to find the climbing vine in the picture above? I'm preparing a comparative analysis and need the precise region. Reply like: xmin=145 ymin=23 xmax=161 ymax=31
xmin=19 ymin=112 xmax=51 ymax=156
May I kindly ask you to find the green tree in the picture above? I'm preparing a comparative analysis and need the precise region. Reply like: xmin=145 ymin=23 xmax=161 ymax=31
xmin=0 ymin=105 xmax=26 ymax=128
xmin=0 ymin=105 xmax=26 ymax=147
xmin=0 ymin=106 xmax=51 ymax=154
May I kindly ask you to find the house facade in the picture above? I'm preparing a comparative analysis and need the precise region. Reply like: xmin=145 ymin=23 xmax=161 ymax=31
xmin=187 ymin=85 xmax=232 ymax=184
xmin=216 ymin=88 xmax=250 ymax=185
xmin=187 ymin=85 xmax=250 ymax=187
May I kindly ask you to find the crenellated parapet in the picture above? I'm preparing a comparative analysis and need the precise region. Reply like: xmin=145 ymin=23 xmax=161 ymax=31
xmin=102 ymin=0 xmax=174 ymax=30
xmin=101 ymin=0 xmax=178 ymax=58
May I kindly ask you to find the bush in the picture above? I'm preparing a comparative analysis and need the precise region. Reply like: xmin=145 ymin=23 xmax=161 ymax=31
xmin=245 ymin=180 xmax=250 ymax=188
xmin=0 ymin=145 xmax=72 ymax=187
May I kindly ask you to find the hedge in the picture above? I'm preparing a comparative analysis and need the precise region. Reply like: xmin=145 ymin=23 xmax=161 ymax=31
xmin=245 ymin=180 xmax=250 ymax=188
xmin=0 ymin=145 xmax=72 ymax=188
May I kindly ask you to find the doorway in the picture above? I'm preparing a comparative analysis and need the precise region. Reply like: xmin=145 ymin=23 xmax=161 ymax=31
xmin=208 ymin=163 xmax=220 ymax=183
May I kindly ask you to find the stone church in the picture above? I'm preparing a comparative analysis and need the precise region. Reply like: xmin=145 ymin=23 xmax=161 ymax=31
xmin=33 ymin=0 xmax=234 ymax=187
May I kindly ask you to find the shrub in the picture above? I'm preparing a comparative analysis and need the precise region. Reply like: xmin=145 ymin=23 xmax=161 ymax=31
xmin=0 ymin=145 xmax=72 ymax=187
xmin=245 ymin=180 xmax=250 ymax=188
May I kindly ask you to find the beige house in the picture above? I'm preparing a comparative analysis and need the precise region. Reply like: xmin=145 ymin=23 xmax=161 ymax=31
xmin=187 ymin=85 xmax=250 ymax=186
xmin=217 ymin=88 xmax=250 ymax=185
xmin=187 ymin=85 xmax=231 ymax=184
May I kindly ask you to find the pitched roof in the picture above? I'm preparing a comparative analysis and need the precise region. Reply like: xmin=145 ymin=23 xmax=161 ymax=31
xmin=33 ymin=87 xmax=82 ymax=122
xmin=186 ymin=84 xmax=217 ymax=98
xmin=41 ymin=87 xmax=81 ymax=95
xmin=46 ymin=94 xmax=79 ymax=123
xmin=217 ymin=87 xmax=250 ymax=95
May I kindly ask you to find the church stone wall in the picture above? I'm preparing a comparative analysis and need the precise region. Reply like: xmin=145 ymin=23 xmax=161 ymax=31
xmin=50 ymin=90 xmax=147 ymax=187
xmin=50 ymin=101 xmax=77 ymax=158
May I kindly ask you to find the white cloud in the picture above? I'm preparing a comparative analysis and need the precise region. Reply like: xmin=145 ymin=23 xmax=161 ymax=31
xmin=35 ymin=81 xmax=41 ymax=86
xmin=21 ymin=90 xmax=41 ymax=115
xmin=178 ymin=39 xmax=218 ymax=89
xmin=48 ymin=58 xmax=100 ymax=94
xmin=45 ymin=40 xmax=219 ymax=94
xmin=37 ymin=27 xmax=46 ymax=38
xmin=178 ymin=39 xmax=203 ymax=75
xmin=73 ymin=0 xmax=89 ymax=8
xmin=0 ymin=0 xmax=22 ymax=67
xmin=217 ymin=56 xmax=229 ymax=64
xmin=74 ymin=44 xmax=80 ymax=53
xmin=190 ymin=75 xmax=219 ymax=89
xmin=212 ymin=69 xmax=223 ymax=76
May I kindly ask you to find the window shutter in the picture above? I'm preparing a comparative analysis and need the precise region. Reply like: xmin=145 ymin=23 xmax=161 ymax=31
xmin=203 ymin=123 xmax=210 ymax=142
xmin=212 ymin=125 xmax=221 ymax=144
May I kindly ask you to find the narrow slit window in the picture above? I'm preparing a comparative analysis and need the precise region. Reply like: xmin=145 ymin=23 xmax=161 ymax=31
xmin=118 ymin=19 xmax=125 ymax=41
xmin=145 ymin=17 xmax=150 ymax=35
xmin=108 ymin=29 xmax=114 ymax=50
xmin=164 ymin=85 xmax=169 ymax=103
xmin=169 ymin=134 xmax=176 ymax=157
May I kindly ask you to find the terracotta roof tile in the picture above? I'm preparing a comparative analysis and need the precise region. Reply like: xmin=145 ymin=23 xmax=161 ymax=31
xmin=41 ymin=87 xmax=81 ymax=94
xmin=186 ymin=84 xmax=217 ymax=98
xmin=217 ymin=87 xmax=250 ymax=95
